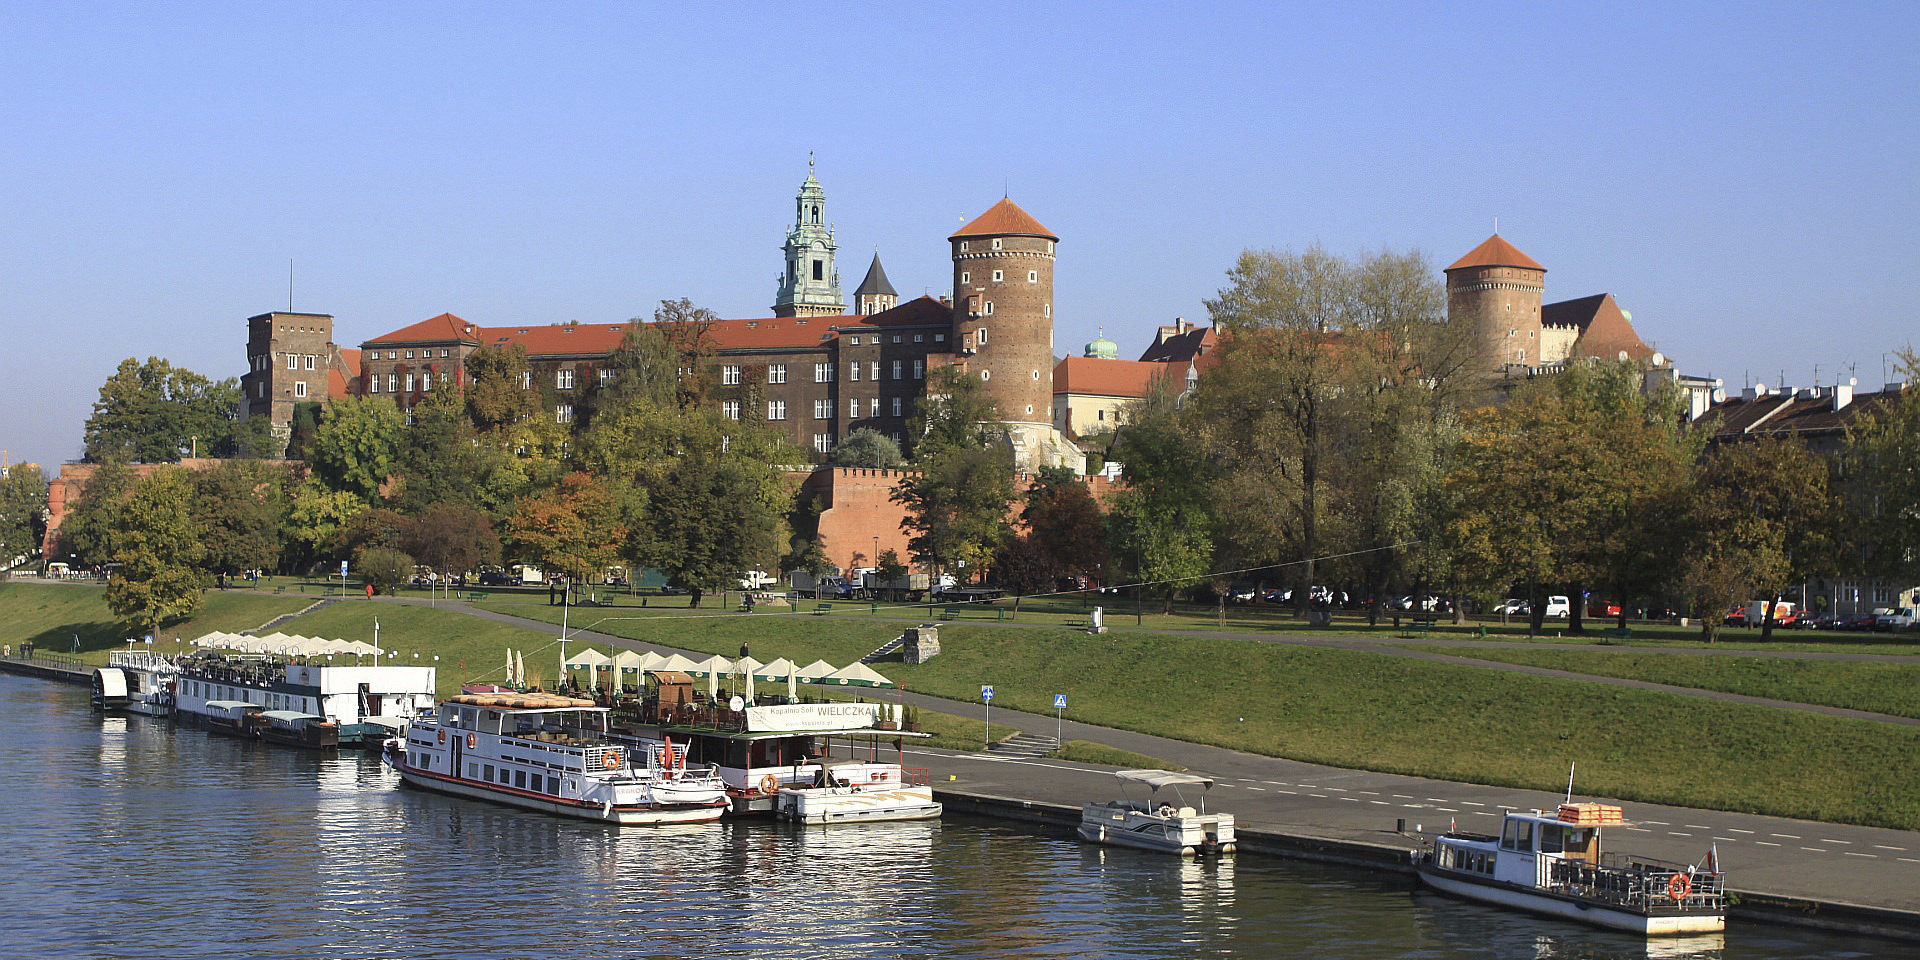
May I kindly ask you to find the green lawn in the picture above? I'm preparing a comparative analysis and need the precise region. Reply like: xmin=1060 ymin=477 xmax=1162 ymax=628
xmin=0 ymin=582 xmax=311 ymax=658
xmin=1407 ymin=646 xmax=1920 ymax=720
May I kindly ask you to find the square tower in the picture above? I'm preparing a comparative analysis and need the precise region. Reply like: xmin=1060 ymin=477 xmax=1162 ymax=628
xmin=241 ymin=311 xmax=337 ymax=443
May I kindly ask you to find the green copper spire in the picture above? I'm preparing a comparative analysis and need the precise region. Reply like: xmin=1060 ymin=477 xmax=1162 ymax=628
xmin=773 ymin=155 xmax=845 ymax=317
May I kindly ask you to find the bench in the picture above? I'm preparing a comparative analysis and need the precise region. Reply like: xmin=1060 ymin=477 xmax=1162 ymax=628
xmin=1399 ymin=614 xmax=1438 ymax=638
xmin=465 ymin=592 xmax=489 ymax=601
xmin=939 ymin=608 xmax=1014 ymax=621
xmin=813 ymin=604 xmax=833 ymax=615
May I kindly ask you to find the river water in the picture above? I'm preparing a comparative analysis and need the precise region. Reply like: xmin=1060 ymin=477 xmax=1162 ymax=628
xmin=0 ymin=675 xmax=1890 ymax=960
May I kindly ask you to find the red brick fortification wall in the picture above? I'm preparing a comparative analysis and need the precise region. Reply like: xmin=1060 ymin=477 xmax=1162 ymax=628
xmin=40 ymin=458 xmax=234 ymax=557
xmin=806 ymin=467 xmax=1123 ymax=572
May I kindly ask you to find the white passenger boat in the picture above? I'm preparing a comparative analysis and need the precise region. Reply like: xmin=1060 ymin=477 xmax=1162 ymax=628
xmin=170 ymin=653 xmax=436 ymax=747
xmin=387 ymin=693 xmax=729 ymax=826
xmin=91 ymin=651 xmax=178 ymax=716
xmin=1079 ymin=770 xmax=1236 ymax=856
xmin=1415 ymin=803 xmax=1726 ymax=935
xmin=610 ymin=671 xmax=932 ymax=817
xmin=774 ymin=760 xmax=943 ymax=824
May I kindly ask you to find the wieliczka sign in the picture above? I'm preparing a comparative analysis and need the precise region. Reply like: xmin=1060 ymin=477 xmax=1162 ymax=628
xmin=744 ymin=702 xmax=882 ymax=733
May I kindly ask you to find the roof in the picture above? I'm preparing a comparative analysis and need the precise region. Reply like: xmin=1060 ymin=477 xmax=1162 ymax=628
xmin=950 ymin=197 xmax=1057 ymax=241
xmin=1114 ymin=769 xmax=1215 ymax=789
xmin=484 ymin=323 xmax=629 ymax=358
xmin=1445 ymin=234 xmax=1546 ymax=272
xmin=1540 ymin=293 xmax=1654 ymax=362
xmin=1138 ymin=325 xmax=1216 ymax=363
xmin=853 ymin=253 xmax=896 ymax=297
xmin=337 ymin=348 xmax=361 ymax=377
xmin=1054 ymin=357 xmax=1190 ymax=398
xmin=363 ymin=313 xmax=481 ymax=346
xmin=1697 ymin=384 xmax=1906 ymax=442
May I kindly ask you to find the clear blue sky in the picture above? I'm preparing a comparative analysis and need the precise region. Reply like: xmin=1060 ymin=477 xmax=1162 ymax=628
xmin=3 ymin=2 xmax=1915 ymax=471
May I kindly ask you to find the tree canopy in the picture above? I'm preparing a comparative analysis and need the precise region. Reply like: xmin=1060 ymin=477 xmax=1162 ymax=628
xmin=83 ymin=357 xmax=268 ymax=463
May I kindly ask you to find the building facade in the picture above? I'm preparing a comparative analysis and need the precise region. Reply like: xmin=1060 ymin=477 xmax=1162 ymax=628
xmin=239 ymin=311 xmax=360 ymax=444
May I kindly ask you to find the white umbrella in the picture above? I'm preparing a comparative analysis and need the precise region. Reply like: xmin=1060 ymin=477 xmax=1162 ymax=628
xmin=687 ymin=654 xmax=733 ymax=677
xmin=734 ymin=656 xmax=763 ymax=704
xmin=658 ymin=653 xmax=699 ymax=674
xmin=514 ymin=649 xmax=526 ymax=688
xmin=825 ymin=662 xmax=894 ymax=688
xmin=754 ymin=657 xmax=796 ymax=681
xmin=505 ymin=648 xmax=515 ymax=684
xmin=794 ymin=659 xmax=837 ymax=683
xmin=787 ymin=660 xmax=798 ymax=700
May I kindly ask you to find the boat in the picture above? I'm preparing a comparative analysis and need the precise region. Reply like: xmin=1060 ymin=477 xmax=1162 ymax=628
xmin=201 ymin=699 xmax=265 ymax=737
xmin=91 ymin=651 xmax=179 ymax=716
xmin=774 ymin=759 xmax=943 ymax=824
xmin=1414 ymin=802 xmax=1726 ymax=935
xmin=385 ymin=692 xmax=730 ymax=826
xmin=1079 ymin=770 xmax=1236 ymax=856
xmin=169 ymin=652 xmax=437 ymax=747
xmin=245 ymin=710 xmax=340 ymax=750
xmin=608 ymin=670 xmax=933 ymax=817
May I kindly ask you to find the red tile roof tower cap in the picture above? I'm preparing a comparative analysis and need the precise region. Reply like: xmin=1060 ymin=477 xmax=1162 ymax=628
xmin=1445 ymin=234 xmax=1545 ymax=273
xmin=950 ymin=197 xmax=1058 ymax=241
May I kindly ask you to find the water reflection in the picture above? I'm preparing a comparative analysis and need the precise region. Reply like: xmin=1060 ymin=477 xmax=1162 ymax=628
xmin=0 ymin=677 xmax=1897 ymax=960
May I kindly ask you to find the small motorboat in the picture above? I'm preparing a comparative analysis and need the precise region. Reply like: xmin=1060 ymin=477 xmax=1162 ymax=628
xmin=1079 ymin=769 xmax=1235 ymax=856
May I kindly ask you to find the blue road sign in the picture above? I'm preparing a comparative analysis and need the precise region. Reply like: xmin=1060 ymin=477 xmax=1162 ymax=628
xmin=340 ymin=560 xmax=350 ymax=577
xmin=981 ymin=685 xmax=994 ymax=702
xmin=1053 ymin=694 xmax=1067 ymax=710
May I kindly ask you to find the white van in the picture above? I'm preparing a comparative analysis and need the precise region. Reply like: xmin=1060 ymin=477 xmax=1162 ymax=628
xmin=1543 ymin=595 xmax=1571 ymax=618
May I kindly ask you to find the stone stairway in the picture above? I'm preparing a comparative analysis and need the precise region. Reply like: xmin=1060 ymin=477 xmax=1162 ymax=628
xmin=859 ymin=636 xmax=904 ymax=663
xmin=987 ymin=732 xmax=1059 ymax=759
xmin=250 ymin=598 xmax=336 ymax=634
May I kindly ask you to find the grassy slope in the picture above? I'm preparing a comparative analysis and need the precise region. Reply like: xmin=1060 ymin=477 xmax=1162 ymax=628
xmin=465 ymin=599 xmax=1920 ymax=830
xmin=0 ymin=582 xmax=310 ymax=658
xmin=1406 ymin=646 xmax=1920 ymax=720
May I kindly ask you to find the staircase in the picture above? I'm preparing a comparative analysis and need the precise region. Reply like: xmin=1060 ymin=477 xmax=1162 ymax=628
xmin=859 ymin=636 xmax=904 ymax=663
xmin=987 ymin=732 xmax=1059 ymax=759
xmin=251 ymin=598 xmax=336 ymax=634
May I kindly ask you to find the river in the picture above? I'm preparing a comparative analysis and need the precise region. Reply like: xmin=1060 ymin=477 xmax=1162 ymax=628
xmin=0 ymin=676 xmax=1891 ymax=960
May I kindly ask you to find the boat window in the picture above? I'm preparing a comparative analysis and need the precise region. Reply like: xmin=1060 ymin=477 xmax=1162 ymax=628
xmin=479 ymin=711 xmax=504 ymax=735
xmin=515 ymin=771 xmax=527 ymax=789
xmin=1501 ymin=819 xmax=1534 ymax=851
xmin=547 ymin=776 xmax=560 ymax=795
xmin=484 ymin=764 xmax=495 ymax=782
xmin=1538 ymin=823 xmax=1564 ymax=854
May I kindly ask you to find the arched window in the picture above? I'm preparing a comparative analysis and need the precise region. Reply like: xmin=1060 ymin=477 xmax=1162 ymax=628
xmin=811 ymin=205 xmax=820 ymax=224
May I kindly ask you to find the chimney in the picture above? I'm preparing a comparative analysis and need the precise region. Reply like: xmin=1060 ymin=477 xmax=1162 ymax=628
xmin=1741 ymin=386 xmax=1757 ymax=401
xmin=1832 ymin=383 xmax=1853 ymax=411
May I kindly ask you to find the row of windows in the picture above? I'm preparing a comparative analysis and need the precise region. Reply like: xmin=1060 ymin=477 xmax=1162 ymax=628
xmin=959 ymin=270 xmax=1040 ymax=284
xmin=722 ymin=397 xmax=905 ymax=422
xmin=273 ymin=353 xmax=323 ymax=372
xmin=371 ymin=348 xmax=454 ymax=361
xmin=468 ymin=761 xmax=563 ymax=796
xmin=369 ymin=372 xmax=449 ymax=395
xmin=725 ymin=360 xmax=927 ymax=384
xmin=956 ymin=239 xmax=1055 ymax=254
xmin=845 ymin=333 xmax=939 ymax=346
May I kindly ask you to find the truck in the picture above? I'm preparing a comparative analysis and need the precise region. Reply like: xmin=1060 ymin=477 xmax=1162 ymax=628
xmin=1738 ymin=600 xmax=1797 ymax=627
xmin=1875 ymin=607 xmax=1918 ymax=631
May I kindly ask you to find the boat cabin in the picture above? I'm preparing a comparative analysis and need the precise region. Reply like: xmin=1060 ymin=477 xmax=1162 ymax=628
xmin=1431 ymin=803 xmax=1723 ymax=917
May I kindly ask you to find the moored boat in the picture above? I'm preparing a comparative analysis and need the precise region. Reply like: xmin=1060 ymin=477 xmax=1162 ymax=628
xmin=170 ymin=651 xmax=436 ymax=747
xmin=91 ymin=651 xmax=178 ymax=716
xmin=774 ymin=760 xmax=943 ymax=824
xmin=245 ymin=710 xmax=340 ymax=750
xmin=386 ymin=692 xmax=729 ymax=826
xmin=1414 ymin=803 xmax=1726 ymax=935
xmin=1079 ymin=770 xmax=1236 ymax=856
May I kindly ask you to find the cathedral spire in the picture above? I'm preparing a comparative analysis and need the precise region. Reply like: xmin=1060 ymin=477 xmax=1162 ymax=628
xmin=774 ymin=160 xmax=844 ymax=317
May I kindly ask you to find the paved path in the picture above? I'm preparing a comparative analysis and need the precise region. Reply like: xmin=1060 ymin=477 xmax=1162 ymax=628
xmin=394 ymin=597 xmax=1920 ymax=913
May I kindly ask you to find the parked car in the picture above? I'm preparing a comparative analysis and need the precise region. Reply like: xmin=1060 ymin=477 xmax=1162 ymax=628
xmin=1492 ymin=598 xmax=1528 ymax=615
xmin=477 ymin=571 xmax=512 ymax=586
xmin=1876 ymin=607 xmax=1918 ymax=631
xmin=1227 ymin=582 xmax=1259 ymax=604
xmin=1542 ymin=595 xmax=1571 ymax=618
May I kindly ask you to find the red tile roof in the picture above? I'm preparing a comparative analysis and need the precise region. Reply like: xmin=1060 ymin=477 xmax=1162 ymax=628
xmin=336 ymin=348 xmax=361 ymax=378
xmin=1541 ymin=293 xmax=1654 ymax=362
xmin=1445 ymin=235 xmax=1545 ymax=272
xmin=950 ymin=197 xmax=1057 ymax=241
xmin=1053 ymin=357 xmax=1190 ymax=398
xmin=485 ymin=323 xmax=629 ymax=358
xmin=364 ymin=313 xmax=482 ymax=346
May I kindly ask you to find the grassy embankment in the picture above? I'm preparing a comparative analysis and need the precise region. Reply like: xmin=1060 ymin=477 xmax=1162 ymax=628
xmin=0 ymin=582 xmax=311 ymax=656
xmin=471 ymin=597 xmax=1920 ymax=831
xmin=1404 ymin=645 xmax=1920 ymax=720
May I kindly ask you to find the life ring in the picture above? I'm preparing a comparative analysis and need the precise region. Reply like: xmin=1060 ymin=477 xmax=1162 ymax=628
xmin=603 ymin=750 xmax=623 ymax=770
xmin=760 ymin=774 xmax=780 ymax=795
xmin=1667 ymin=873 xmax=1692 ymax=902
xmin=436 ymin=730 xmax=445 ymax=745
xmin=871 ymin=771 xmax=886 ymax=782
xmin=466 ymin=733 xmax=476 ymax=749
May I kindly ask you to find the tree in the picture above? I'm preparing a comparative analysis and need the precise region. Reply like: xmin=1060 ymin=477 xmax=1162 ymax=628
xmin=82 ymin=357 xmax=265 ymax=463
xmin=103 ymin=468 xmax=207 ymax=635
xmin=580 ymin=322 xmax=676 ymax=428
xmin=285 ymin=480 xmax=368 ymax=570
xmin=892 ymin=368 xmax=1016 ymax=582
xmin=310 ymin=395 xmax=404 ymax=499
xmin=393 ymin=387 xmax=521 ymax=515
xmin=0 ymin=464 xmax=49 ymax=563
xmin=189 ymin=460 xmax=290 ymax=577
xmin=401 ymin=502 xmax=503 ymax=577
xmin=55 ymin=461 xmax=135 ymax=567
xmin=829 ymin=428 xmax=904 ymax=469
xmin=875 ymin=548 xmax=908 ymax=592
xmin=1844 ymin=348 xmax=1920 ymax=586
xmin=464 ymin=343 xmax=542 ymax=434
xmin=631 ymin=451 xmax=788 ymax=606
xmin=992 ymin=535 xmax=1061 ymax=613
xmin=1021 ymin=465 xmax=1108 ymax=579
xmin=354 ymin=545 xmax=415 ymax=596
xmin=651 ymin=298 xmax=723 ymax=411
xmin=1105 ymin=384 xmax=1214 ymax=612
xmin=502 ymin=472 xmax=626 ymax=587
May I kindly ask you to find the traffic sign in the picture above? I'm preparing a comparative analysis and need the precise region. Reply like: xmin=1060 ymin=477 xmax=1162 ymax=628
xmin=1053 ymin=694 xmax=1067 ymax=710
xmin=981 ymin=685 xmax=994 ymax=702
xmin=340 ymin=560 xmax=350 ymax=577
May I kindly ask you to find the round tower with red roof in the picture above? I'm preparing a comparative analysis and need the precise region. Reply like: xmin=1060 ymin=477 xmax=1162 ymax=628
xmin=950 ymin=197 xmax=1059 ymax=461
xmin=1445 ymin=234 xmax=1546 ymax=368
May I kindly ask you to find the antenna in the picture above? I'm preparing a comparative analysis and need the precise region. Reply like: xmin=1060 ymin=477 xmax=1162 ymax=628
xmin=1493 ymin=216 xmax=1499 ymax=235
xmin=288 ymin=259 xmax=294 ymax=313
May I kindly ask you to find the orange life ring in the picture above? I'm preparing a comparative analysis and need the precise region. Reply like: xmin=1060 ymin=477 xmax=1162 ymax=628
xmin=871 ymin=771 xmax=886 ymax=782
xmin=466 ymin=733 xmax=476 ymax=749
xmin=1666 ymin=872 xmax=1692 ymax=902
xmin=603 ymin=750 xmax=623 ymax=770
xmin=436 ymin=730 xmax=445 ymax=745
xmin=759 ymin=773 xmax=779 ymax=795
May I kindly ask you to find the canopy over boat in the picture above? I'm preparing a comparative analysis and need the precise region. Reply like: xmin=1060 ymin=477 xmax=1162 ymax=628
xmin=1113 ymin=769 xmax=1215 ymax=790
xmin=447 ymin=693 xmax=598 ymax=709
xmin=257 ymin=710 xmax=326 ymax=723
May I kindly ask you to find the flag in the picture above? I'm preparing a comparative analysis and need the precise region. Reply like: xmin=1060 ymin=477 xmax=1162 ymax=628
xmin=1702 ymin=843 xmax=1720 ymax=874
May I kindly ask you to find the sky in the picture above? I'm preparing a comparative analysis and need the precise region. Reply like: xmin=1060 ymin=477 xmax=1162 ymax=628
xmin=3 ymin=1 xmax=1916 ymax=471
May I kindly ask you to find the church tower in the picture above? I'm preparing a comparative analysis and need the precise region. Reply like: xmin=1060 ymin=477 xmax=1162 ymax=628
xmin=773 ymin=159 xmax=845 ymax=318
xmin=853 ymin=252 xmax=897 ymax=315
xmin=1445 ymin=234 xmax=1546 ymax=368
xmin=951 ymin=197 xmax=1062 ymax=467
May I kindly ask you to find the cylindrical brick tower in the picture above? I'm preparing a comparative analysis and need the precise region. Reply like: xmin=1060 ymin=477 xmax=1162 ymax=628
xmin=1444 ymin=234 xmax=1546 ymax=368
xmin=949 ymin=197 xmax=1058 ymax=436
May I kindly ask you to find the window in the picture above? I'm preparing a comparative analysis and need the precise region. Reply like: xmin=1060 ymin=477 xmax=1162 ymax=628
xmin=891 ymin=360 xmax=902 ymax=380
xmin=992 ymin=270 xmax=1003 ymax=282
xmin=768 ymin=363 xmax=786 ymax=384
xmin=405 ymin=350 xmax=414 ymax=359
xmin=286 ymin=354 xmax=298 ymax=370
xmin=387 ymin=373 xmax=398 ymax=393
xmin=293 ymin=381 xmax=307 ymax=398
xmin=891 ymin=335 xmax=901 ymax=344
xmin=814 ymin=362 xmax=834 ymax=383
xmin=813 ymin=434 xmax=831 ymax=454
xmin=848 ymin=336 xmax=860 ymax=345
xmin=812 ymin=260 xmax=823 ymax=281
xmin=869 ymin=398 xmax=880 ymax=416
xmin=520 ymin=371 xmax=532 ymax=390
xmin=1097 ymin=409 xmax=1105 ymax=422
xmin=983 ymin=302 xmax=994 ymax=315
xmin=722 ymin=365 xmax=741 ymax=386
xmin=935 ymin=333 xmax=945 ymax=343
xmin=515 ymin=771 xmax=527 ymax=789
xmin=767 ymin=400 xmax=786 ymax=420
xmin=1025 ymin=405 xmax=1033 ymax=414
xmin=849 ymin=363 xmax=859 ymax=382
xmin=959 ymin=241 xmax=968 ymax=252
xmin=369 ymin=377 xmax=380 ymax=394
xmin=405 ymin=373 xmax=415 ymax=392
xmin=977 ymin=328 xmax=989 ymax=345
xmin=1032 ymin=370 xmax=1040 ymax=379
xmin=913 ymin=359 xmax=924 ymax=379
xmin=304 ymin=355 xmax=316 ymax=370
xmin=420 ymin=374 xmax=430 ymax=392
xmin=441 ymin=349 xmax=451 ymax=358
xmin=599 ymin=368 xmax=613 ymax=383
xmin=890 ymin=397 xmax=901 ymax=416
xmin=547 ymin=776 xmax=559 ymax=794
xmin=814 ymin=399 xmax=832 ymax=419
xmin=555 ymin=404 xmax=573 ymax=424
xmin=991 ymin=238 xmax=1002 ymax=250
xmin=484 ymin=764 xmax=495 ymax=782
xmin=869 ymin=361 xmax=879 ymax=380
xmin=722 ymin=400 xmax=741 ymax=420
xmin=556 ymin=369 xmax=574 ymax=390
xmin=961 ymin=272 xmax=970 ymax=285
xmin=980 ymin=370 xmax=990 ymax=381
xmin=1027 ymin=271 xmax=1037 ymax=283
xmin=913 ymin=334 xmax=923 ymax=343
xmin=1043 ymin=304 xmax=1051 ymax=318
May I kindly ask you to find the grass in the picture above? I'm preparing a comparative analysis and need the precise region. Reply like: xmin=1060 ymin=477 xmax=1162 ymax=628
xmin=274 ymin=600 xmax=562 ymax=701
xmin=0 ymin=581 xmax=311 ymax=659
xmin=1407 ymin=645 xmax=1920 ymax=719
xmin=1057 ymin=741 xmax=1184 ymax=771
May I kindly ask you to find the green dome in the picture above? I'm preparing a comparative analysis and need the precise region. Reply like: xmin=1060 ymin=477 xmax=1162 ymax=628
xmin=1084 ymin=328 xmax=1118 ymax=360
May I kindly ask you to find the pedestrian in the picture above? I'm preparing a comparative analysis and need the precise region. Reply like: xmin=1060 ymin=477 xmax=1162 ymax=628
xmin=365 ymin=583 xmax=374 ymax=599
xmin=739 ymin=641 xmax=751 ymax=659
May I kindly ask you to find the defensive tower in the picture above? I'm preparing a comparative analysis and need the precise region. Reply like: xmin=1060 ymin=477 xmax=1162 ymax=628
xmin=1445 ymin=235 xmax=1546 ymax=368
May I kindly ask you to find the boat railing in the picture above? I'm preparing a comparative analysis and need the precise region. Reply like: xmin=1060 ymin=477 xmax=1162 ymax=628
xmin=1544 ymin=853 xmax=1725 ymax=912
xmin=901 ymin=767 xmax=931 ymax=787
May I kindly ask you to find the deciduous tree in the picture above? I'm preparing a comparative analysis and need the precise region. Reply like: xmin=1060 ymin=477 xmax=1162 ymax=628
xmin=1844 ymin=347 xmax=1920 ymax=586
xmin=502 ymin=472 xmax=626 ymax=588
xmin=0 ymin=464 xmax=49 ymax=563
xmin=83 ymin=357 xmax=261 ymax=462
xmin=829 ymin=428 xmax=904 ymax=469
xmin=310 ymin=395 xmax=404 ymax=499
xmin=104 ymin=469 xmax=206 ymax=635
